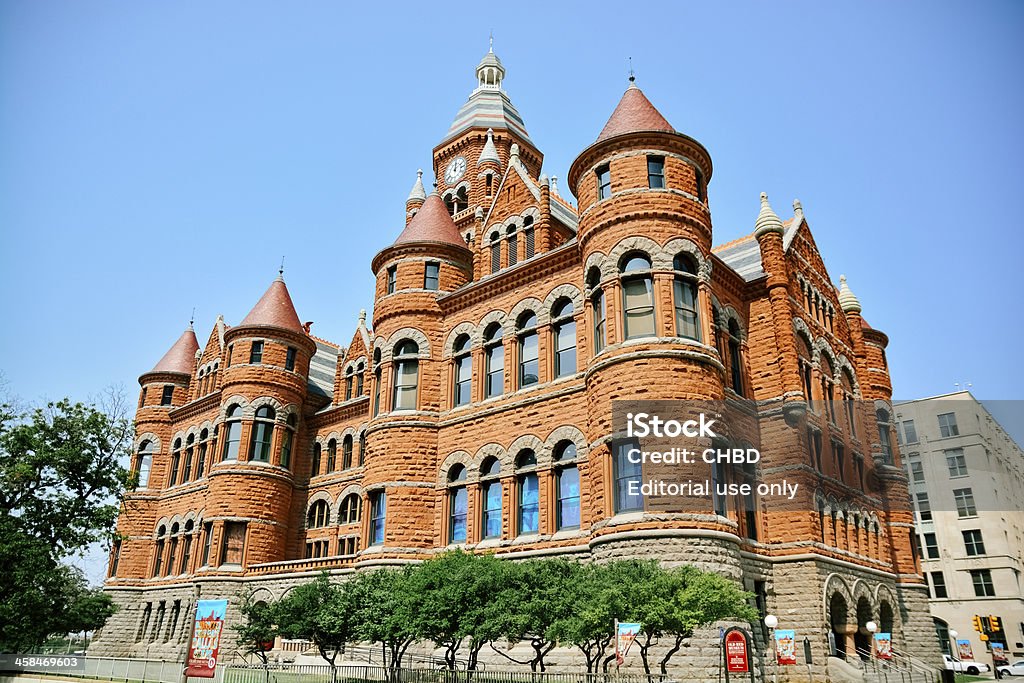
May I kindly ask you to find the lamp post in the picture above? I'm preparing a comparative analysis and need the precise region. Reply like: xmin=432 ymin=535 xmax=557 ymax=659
xmin=866 ymin=621 xmax=878 ymax=674
xmin=950 ymin=630 xmax=959 ymax=682
xmin=765 ymin=615 xmax=779 ymax=683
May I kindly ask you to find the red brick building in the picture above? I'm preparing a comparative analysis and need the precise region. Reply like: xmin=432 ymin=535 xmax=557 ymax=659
xmin=93 ymin=48 xmax=940 ymax=676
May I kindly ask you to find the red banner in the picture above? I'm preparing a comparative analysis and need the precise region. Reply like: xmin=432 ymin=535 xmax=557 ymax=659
xmin=725 ymin=629 xmax=750 ymax=673
xmin=186 ymin=599 xmax=228 ymax=678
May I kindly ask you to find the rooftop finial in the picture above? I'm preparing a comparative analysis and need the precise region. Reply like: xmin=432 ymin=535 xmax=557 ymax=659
xmin=838 ymin=274 xmax=862 ymax=314
xmin=359 ymin=309 xmax=367 ymax=323
xmin=489 ymin=30 xmax=494 ymax=53
xmin=278 ymin=256 xmax=285 ymax=280
xmin=753 ymin=192 xmax=784 ymax=237
xmin=189 ymin=307 xmax=195 ymax=328
xmin=407 ymin=168 xmax=427 ymax=202
xmin=793 ymin=198 xmax=804 ymax=222
xmin=628 ymin=57 xmax=635 ymax=85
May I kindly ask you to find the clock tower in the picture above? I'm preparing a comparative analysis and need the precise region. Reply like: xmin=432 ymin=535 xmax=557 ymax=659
xmin=433 ymin=44 xmax=543 ymax=230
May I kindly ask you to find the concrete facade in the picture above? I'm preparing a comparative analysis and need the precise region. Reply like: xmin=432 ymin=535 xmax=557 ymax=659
xmin=895 ymin=392 xmax=1024 ymax=663
xmin=90 ymin=50 xmax=943 ymax=680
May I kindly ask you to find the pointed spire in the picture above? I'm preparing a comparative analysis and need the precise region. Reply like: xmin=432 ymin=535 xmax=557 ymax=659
xmin=239 ymin=277 xmax=305 ymax=334
xmin=407 ymin=169 xmax=426 ymax=203
xmin=477 ymin=128 xmax=500 ymax=166
xmin=392 ymin=193 xmax=470 ymax=250
xmin=753 ymin=192 xmax=785 ymax=237
xmin=149 ymin=326 xmax=200 ymax=375
xmin=551 ymin=175 xmax=560 ymax=196
xmin=596 ymin=83 xmax=674 ymax=142
xmin=838 ymin=275 xmax=862 ymax=314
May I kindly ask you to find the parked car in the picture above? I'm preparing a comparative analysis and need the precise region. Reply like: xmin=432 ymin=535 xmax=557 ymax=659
xmin=997 ymin=660 xmax=1024 ymax=677
xmin=944 ymin=654 xmax=991 ymax=675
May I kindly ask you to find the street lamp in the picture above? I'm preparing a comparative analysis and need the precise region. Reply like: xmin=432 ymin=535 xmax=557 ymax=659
xmin=765 ymin=615 xmax=779 ymax=683
xmin=866 ymin=621 xmax=878 ymax=673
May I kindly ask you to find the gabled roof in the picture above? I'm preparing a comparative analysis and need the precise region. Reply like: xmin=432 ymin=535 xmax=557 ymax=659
xmin=239 ymin=277 xmax=305 ymax=334
xmin=596 ymin=83 xmax=674 ymax=142
xmin=149 ymin=327 xmax=200 ymax=375
xmin=713 ymin=219 xmax=799 ymax=282
xmin=393 ymin=193 xmax=469 ymax=249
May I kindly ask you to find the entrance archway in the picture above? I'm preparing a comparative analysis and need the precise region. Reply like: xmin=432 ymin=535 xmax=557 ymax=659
xmin=829 ymin=592 xmax=849 ymax=659
xmin=854 ymin=597 xmax=873 ymax=659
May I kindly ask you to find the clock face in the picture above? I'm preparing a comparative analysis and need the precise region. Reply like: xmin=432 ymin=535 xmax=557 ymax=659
xmin=444 ymin=156 xmax=467 ymax=185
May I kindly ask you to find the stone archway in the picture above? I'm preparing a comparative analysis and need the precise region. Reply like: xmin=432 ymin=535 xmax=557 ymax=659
xmin=829 ymin=592 xmax=850 ymax=659
xmin=879 ymin=601 xmax=894 ymax=635
xmin=854 ymin=596 xmax=873 ymax=660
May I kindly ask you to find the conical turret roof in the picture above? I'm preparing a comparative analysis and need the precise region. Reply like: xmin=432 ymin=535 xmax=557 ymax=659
xmin=149 ymin=327 xmax=200 ymax=375
xmin=392 ymin=193 xmax=468 ymax=249
xmin=596 ymin=82 xmax=674 ymax=142
xmin=239 ymin=276 xmax=305 ymax=334
xmin=838 ymin=275 xmax=862 ymax=314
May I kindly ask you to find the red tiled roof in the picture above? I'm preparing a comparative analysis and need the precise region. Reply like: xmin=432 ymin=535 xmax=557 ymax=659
xmin=597 ymin=84 xmax=674 ymax=142
xmin=239 ymin=278 xmax=305 ymax=334
xmin=150 ymin=328 xmax=199 ymax=374
xmin=393 ymin=193 xmax=469 ymax=249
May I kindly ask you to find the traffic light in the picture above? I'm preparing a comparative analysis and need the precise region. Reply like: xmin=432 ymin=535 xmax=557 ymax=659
xmin=972 ymin=615 xmax=983 ymax=632
xmin=989 ymin=615 xmax=1002 ymax=632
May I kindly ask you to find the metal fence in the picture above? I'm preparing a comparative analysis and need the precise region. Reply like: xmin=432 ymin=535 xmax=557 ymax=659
xmin=3 ymin=659 xmax=665 ymax=683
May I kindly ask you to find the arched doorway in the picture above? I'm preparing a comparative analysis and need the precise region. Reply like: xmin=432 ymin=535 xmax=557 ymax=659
xmin=854 ymin=597 xmax=873 ymax=659
xmin=879 ymin=601 xmax=894 ymax=635
xmin=829 ymin=592 xmax=849 ymax=659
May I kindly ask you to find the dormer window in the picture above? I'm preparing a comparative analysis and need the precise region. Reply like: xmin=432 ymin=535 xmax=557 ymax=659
xmin=596 ymin=164 xmax=611 ymax=200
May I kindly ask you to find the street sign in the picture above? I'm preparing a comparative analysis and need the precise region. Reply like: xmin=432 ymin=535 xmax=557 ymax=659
xmin=726 ymin=629 xmax=750 ymax=673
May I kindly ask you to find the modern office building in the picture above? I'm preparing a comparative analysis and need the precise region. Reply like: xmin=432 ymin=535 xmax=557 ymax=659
xmin=895 ymin=392 xmax=1024 ymax=664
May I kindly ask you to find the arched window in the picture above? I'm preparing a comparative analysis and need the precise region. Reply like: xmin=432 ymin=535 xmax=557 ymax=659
xmin=523 ymin=216 xmax=535 ymax=259
xmin=169 ymin=438 xmax=182 ymax=486
xmin=340 ymin=493 xmax=361 ymax=524
xmin=672 ymin=254 xmax=700 ymax=340
xmin=455 ymin=187 xmax=468 ymax=213
xmin=620 ymin=254 xmax=655 ymax=339
xmin=358 ymin=432 xmax=365 ymax=466
xmin=490 ymin=232 xmax=501 ymax=274
xmin=356 ymin=362 xmax=365 ymax=395
xmin=480 ymin=457 xmax=502 ymax=539
xmin=342 ymin=435 xmax=353 ymax=470
xmin=311 ymin=442 xmax=322 ymax=477
xmin=588 ymin=266 xmax=606 ymax=353
xmin=453 ymin=334 xmax=472 ymax=407
xmin=183 ymin=434 xmax=195 ymax=482
xmin=507 ymin=225 xmax=518 ymax=267
xmin=554 ymin=442 xmax=580 ymax=530
xmin=326 ymin=438 xmax=337 ymax=472
xmin=516 ymin=450 xmax=539 ymax=535
xmin=876 ymin=409 xmax=894 ymax=465
xmin=179 ymin=520 xmax=194 ymax=574
xmin=517 ymin=312 xmax=539 ymax=388
xmin=153 ymin=525 xmax=166 ymax=577
xmin=135 ymin=440 xmax=154 ymax=489
xmin=552 ymin=299 xmax=576 ymax=378
xmin=221 ymin=404 xmax=242 ymax=461
xmin=796 ymin=332 xmax=814 ymax=407
xmin=447 ymin=464 xmax=468 ymax=543
xmin=484 ymin=324 xmax=504 ymax=398
xmin=250 ymin=406 xmax=275 ymax=462
xmin=166 ymin=522 xmax=180 ymax=576
xmin=392 ymin=340 xmax=419 ymax=410
xmin=373 ymin=349 xmax=382 ymax=417
xmin=280 ymin=414 xmax=296 ymax=469
xmin=842 ymin=369 xmax=857 ymax=437
xmin=307 ymin=500 xmax=331 ymax=528
xmin=614 ymin=439 xmax=643 ymax=513
xmin=196 ymin=429 xmax=209 ymax=479
xmin=728 ymin=320 xmax=744 ymax=396
xmin=345 ymin=367 xmax=354 ymax=401
xmin=820 ymin=355 xmax=835 ymax=423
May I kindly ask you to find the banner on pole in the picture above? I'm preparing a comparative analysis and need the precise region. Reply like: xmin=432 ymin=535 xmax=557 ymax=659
xmin=187 ymin=599 xmax=228 ymax=678
xmin=992 ymin=643 xmax=1008 ymax=665
xmin=775 ymin=629 xmax=797 ymax=665
xmin=957 ymin=639 xmax=974 ymax=661
xmin=873 ymin=632 xmax=892 ymax=660
xmin=616 ymin=622 xmax=642 ymax=665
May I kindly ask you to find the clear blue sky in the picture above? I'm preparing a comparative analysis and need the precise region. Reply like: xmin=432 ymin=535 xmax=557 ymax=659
xmin=2 ymin=2 xmax=1022 ymax=578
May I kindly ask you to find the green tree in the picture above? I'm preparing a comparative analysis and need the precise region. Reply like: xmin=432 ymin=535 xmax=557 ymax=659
xmin=275 ymin=573 xmax=354 ymax=675
xmin=0 ymin=394 xmax=131 ymax=651
xmin=549 ymin=562 xmax=618 ymax=673
xmin=233 ymin=589 xmax=279 ymax=675
xmin=490 ymin=558 xmax=578 ymax=672
xmin=349 ymin=568 xmax=417 ymax=675
xmin=406 ymin=550 xmax=505 ymax=670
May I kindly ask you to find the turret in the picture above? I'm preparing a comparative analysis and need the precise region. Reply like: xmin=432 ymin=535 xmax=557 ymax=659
xmin=405 ymin=169 xmax=426 ymax=226
xmin=753 ymin=193 xmax=806 ymax=423
xmin=138 ymin=326 xmax=199 ymax=410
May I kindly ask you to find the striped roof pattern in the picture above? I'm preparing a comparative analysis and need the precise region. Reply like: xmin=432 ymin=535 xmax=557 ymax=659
xmin=307 ymin=338 xmax=339 ymax=400
xmin=445 ymin=88 xmax=532 ymax=145
xmin=713 ymin=219 xmax=799 ymax=282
